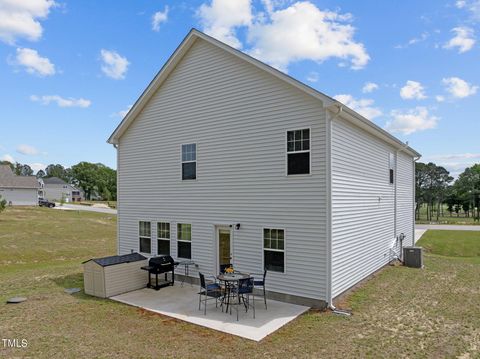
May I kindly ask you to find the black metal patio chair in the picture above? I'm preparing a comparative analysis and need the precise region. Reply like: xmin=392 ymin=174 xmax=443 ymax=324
xmin=198 ymin=272 xmax=222 ymax=315
xmin=252 ymin=268 xmax=267 ymax=309
xmin=230 ymin=277 xmax=255 ymax=321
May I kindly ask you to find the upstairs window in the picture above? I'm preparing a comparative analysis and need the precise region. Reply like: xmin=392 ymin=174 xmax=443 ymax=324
xmin=182 ymin=144 xmax=196 ymax=180
xmin=263 ymin=228 xmax=285 ymax=273
xmin=177 ymin=223 xmax=192 ymax=259
xmin=139 ymin=221 xmax=151 ymax=254
xmin=389 ymin=152 xmax=395 ymax=184
xmin=157 ymin=222 xmax=170 ymax=256
xmin=287 ymin=129 xmax=310 ymax=175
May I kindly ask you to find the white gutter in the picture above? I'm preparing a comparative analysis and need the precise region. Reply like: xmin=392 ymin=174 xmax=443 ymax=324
xmin=327 ymin=105 xmax=343 ymax=311
xmin=412 ymin=154 xmax=421 ymax=245
xmin=114 ymin=143 xmax=120 ymax=255
xmin=393 ymin=143 xmax=412 ymax=259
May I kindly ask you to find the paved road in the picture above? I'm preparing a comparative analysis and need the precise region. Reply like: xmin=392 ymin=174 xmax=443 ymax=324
xmin=54 ymin=203 xmax=117 ymax=215
xmin=416 ymin=224 xmax=480 ymax=231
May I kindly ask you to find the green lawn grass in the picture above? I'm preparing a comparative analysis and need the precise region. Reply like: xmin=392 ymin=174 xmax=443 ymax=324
xmin=417 ymin=230 xmax=480 ymax=258
xmin=1 ymin=207 xmax=479 ymax=358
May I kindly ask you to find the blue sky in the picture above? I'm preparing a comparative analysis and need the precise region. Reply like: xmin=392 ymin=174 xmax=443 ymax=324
xmin=0 ymin=0 xmax=479 ymax=176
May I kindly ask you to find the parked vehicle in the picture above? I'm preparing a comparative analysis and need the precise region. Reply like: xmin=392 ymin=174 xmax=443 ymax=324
xmin=38 ymin=198 xmax=55 ymax=208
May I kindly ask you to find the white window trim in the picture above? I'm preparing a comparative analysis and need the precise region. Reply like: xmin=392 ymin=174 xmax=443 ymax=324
xmin=180 ymin=143 xmax=197 ymax=181
xmin=157 ymin=221 xmax=171 ymax=255
xmin=177 ymin=223 xmax=192 ymax=259
xmin=261 ymin=227 xmax=286 ymax=274
xmin=285 ymin=127 xmax=312 ymax=176
xmin=138 ymin=221 xmax=152 ymax=255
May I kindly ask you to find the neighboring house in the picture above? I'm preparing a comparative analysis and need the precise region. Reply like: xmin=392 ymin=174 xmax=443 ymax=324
xmin=107 ymin=29 xmax=420 ymax=309
xmin=0 ymin=165 xmax=40 ymax=205
xmin=43 ymin=177 xmax=84 ymax=202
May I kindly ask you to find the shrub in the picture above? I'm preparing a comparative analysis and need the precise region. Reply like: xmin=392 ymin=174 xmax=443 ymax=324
xmin=0 ymin=195 xmax=6 ymax=214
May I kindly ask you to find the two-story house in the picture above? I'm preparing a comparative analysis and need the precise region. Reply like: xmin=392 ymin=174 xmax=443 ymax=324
xmin=0 ymin=165 xmax=41 ymax=205
xmin=42 ymin=177 xmax=84 ymax=202
xmin=107 ymin=29 xmax=420 ymax=309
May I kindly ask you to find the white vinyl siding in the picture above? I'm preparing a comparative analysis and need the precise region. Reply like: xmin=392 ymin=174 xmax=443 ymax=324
xmin=116 ymin=38 xmax=328 ymax=301
xmin=330 ymin=116 xmax=397 ymax=298
xmin=0 ymin=188 xmax=38 ymax=206
xmin=396 ymin=152 xmax=415 ymax=247
xmin=43 ymin=183 xmax=81 ymax=202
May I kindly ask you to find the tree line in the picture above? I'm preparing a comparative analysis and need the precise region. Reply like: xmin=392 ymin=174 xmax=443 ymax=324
xmin=0 ymin=161 xmax=116 ymax=201
xmin=416 ymin=162 xmax=480 ymax=222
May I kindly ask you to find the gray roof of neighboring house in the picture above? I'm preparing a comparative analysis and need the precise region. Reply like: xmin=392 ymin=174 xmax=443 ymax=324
xmin=43 ymin=176 xmax=67 ymax=185
xmin=0 ymin=165 xmax=39 ymax=189
xmin=43 ymin=177 xmax=83 ymax=193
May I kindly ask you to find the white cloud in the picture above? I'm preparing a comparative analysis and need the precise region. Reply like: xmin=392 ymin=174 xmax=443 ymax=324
xmin=100 ymin=49 xmax=129 ymax=80
xmin=334 ymin=94 xmax=382 ymax=120
xmin=197 ymin=1 xmax=369 ymax=71
xmin=362 ymin=82 xmax=378 ymax=93
xmin=423 ymin=153 xmax=480 ymax=177
xmin=30 ymin=95 xmax=91 ymax=108
xmin=197 ymin=0 xmax=253 ymax=49
xmin=430 ymin=153 xmax=480 ymax=161
xmin=435 ymin=95 xmax=445 ymax=102
xmin=152 ymin=6 xmax=169 ymax=31
xmin=385 ymin=107 xmax=438 ymax=135
xmin=455 ymin=0 xmax=480 ymax=20
xmin=442 ymin=77 xmax=478 ymax=98
xmin=1 ymin=154 xmax=15 ymax=163
xmin=16 ymin=144 xmax=39 ymax=156
xmin=400 ymin=80 xmax=427 ymax=100
xmin=114 ymin=104 xmax=133 ymax=118
xmin=443 ymin=27 xmax=475 ymax=53
xmin=14 ymin=47 xmax=55 ymax=76
xmin=247 ymin=2 xmax=369 ymax=71
xmin=0 ymin=0 xmax=56 ymax=44
xmin=29 ymin=162 xmax=46 ymax=173
xmin=395 ymin=32 xmax=429 ymax=49
xmin=306 ymin=71 xmax=319 ymax=83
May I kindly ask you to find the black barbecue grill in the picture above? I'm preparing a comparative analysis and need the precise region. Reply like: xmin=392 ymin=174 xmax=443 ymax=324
xmin=141 ymin=256 xmax=178 ymax=290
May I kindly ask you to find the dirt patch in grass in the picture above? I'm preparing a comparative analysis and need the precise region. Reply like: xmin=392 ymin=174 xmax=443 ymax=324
xmin=1 ymin=208 xmax=479 ymax=358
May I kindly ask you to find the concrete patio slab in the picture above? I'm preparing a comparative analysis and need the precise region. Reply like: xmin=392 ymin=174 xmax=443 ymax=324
xmin=111 ymin=284 xmax=309 ymax=341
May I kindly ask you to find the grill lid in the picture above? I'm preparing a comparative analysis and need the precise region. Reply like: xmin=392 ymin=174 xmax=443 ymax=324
xmin=149 ymin=255 xmax=175 ymax=266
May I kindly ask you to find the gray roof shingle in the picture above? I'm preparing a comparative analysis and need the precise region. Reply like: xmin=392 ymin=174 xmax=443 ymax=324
xmin=0 ymin=165 xmax=39 ymax=189
xmin=43 ymin=177 xmax=67 ymax=185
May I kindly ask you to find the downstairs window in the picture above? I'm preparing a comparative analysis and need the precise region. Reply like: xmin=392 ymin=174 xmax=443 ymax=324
xmin=263 ymin=228 xmax=285 ymax=273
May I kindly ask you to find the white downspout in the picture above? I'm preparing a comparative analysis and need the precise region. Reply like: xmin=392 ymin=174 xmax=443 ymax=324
xmin=412 ymin=155 xmax=421 ymax=245
xmin=113 ymin=142 xmax=120 ymax=255
xmin=394 ymin=142 xmax=415 ymax=259
xmin=327 ymin=105 xmax=343 ymax=311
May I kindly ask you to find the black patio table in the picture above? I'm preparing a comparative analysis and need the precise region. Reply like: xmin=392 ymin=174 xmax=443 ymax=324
xmin=217 ymin=273 xmax=251 ymax=314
